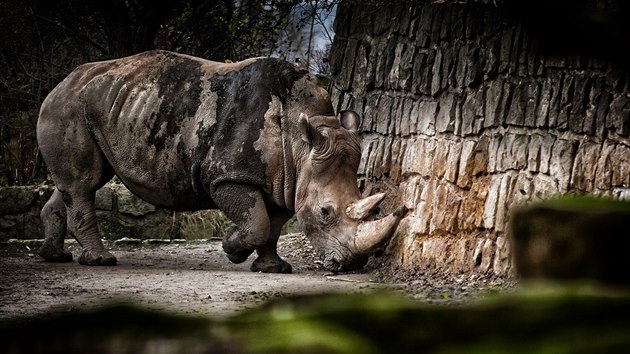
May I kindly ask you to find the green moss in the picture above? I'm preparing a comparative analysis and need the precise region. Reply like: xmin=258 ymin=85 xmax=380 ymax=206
xmin=543 ymin=195 xmax=630 ymax=213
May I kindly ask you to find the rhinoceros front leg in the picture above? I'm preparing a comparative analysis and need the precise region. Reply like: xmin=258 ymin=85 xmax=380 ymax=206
xmin=215 ymin=183 xmax=270 ymax=265
xmin=250 ymin=211 xmax=293 ymax=274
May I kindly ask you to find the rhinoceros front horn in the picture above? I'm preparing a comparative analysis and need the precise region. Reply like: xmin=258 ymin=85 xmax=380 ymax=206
xmin=351 ymin=199 xmax=408 ymax=255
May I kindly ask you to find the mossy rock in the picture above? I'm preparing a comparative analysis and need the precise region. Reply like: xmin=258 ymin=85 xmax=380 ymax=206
xmin=510 ymin=196 xmax=630 ymax=285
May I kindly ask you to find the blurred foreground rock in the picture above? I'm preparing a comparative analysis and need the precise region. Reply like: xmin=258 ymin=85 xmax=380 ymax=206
xmin=510 ymin=197 xmax=630 ymax=286
xmin=1 ymin=288 xmax=629 ymax=354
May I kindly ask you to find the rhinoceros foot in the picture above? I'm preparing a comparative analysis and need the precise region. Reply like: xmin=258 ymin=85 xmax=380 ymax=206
xmin=222 ymin=228 xmax=256 ymax=264
xmin=78 ymin=249 xmax=117 ymax=266
xmin=38 ymin=239 xmax=73 ymax=263
xmin=251 ymin=256 xmax=292 ymax=274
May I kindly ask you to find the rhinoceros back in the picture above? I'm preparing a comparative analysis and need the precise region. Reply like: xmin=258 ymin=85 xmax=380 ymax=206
xmin=44 ymin=50 xmax=307 ymax=209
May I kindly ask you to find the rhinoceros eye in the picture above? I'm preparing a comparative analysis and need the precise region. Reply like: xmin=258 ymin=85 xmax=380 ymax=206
xmin=320 ymin=205 xmax=335 ymax=223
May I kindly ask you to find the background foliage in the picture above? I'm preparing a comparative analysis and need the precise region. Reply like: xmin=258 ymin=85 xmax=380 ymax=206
xmin=0 ymin=0 xmax=336 ymax=186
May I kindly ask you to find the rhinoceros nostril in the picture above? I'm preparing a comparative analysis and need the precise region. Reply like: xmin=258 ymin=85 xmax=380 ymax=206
xmin=323 ymin=255 xmax=343 ymax=272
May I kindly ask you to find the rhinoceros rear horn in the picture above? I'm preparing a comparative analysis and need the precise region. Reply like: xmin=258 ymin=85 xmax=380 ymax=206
xmin=345 ymin=193 xmax=386 ymax=220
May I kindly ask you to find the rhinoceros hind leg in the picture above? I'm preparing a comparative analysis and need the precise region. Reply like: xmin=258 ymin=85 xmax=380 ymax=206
xmin=38 ymin=189 xmax=73 ymax=262
xmin=250 ymin=211 xmax=293 ymax=274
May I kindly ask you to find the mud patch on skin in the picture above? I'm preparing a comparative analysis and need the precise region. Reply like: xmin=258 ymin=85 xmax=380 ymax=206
xmin=148 ymin=59 xmax=204 ymax=151
xmin=199 ymin=58 xmax=306 ymax=193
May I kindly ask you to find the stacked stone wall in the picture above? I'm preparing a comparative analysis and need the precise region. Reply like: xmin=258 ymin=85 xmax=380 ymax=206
xmin=330 ymin=2 xmax=630 ymax=276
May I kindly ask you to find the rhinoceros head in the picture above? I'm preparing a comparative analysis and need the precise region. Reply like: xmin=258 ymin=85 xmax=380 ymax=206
xmin=295 ymin=110 xmax=407 ymax=272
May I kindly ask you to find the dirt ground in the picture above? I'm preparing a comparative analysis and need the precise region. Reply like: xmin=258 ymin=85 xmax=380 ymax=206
xmin=0 ymin=234 xmax=514 ymax=321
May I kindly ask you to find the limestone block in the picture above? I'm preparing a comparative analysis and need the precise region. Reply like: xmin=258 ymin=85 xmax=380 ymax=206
xmin=421 ymin=238 xmax=449 ymax=268
xmin=546 ymin=72 xmax=563 ymax=128
xmin=431 ymin=48 xmax=444 ymax=96
xmin=536 ymin=133 xmax=555 ymax=175
xmin=432 ymin=139 xmax=449 ymax=179
xmin=493 ymin=236 xmax=511 ymax=276
xmin=570 ymin=141 xmax=602 ymax=191
xmin=607 ymin=94 xmax=630 ymax=137
xmin=420 ymin=139 xmax=437 ymax=177
xmin=366 ymin=138 xmax=382 ymax=178
xmin=400 ymin=176 xmax=425 ymax=211
xmin=352 ymin=44 xmax=369 ymax=96
xmin=471 ymin=136 xmax=490 ymax=177
xmin=582 ymin=78 xmax=602 ymax=135
xmin=416 ymin=100 xmax=438 ymax=136
xmin=593 ymin=141 xmax=615 ymax=190
xmin=440 ymin=45 xmax=454 ymax=90
xmin=380 ymin=137 xmax=395 ymax=176
xmin=594 ymin=91 xmax=612 ymax=138
xmin=436 ymin=93 xmax=457 ymax=133
xmin=524 ymin=82 xmax=541 ymax=127
xmin=505 ymin=81 xmax=526 ymax=126
xmin=568 ymin=75 xmax=591 ymax=133
xmin=444 ymin=140 xmax=462 ymax=184
xmin=461 ymin=89 xmax=484 ymax=136
xmin=387 ymin=42 xmax=404 ymax=89
xmin=454 ymin=44 xmax=468 ymax=88
xmin=375 ymin=95 xmax=393 ymax=134
xmin=401 ymin=99 xmax=414 ymax=137
xmin=456 ymin=140 xmax=477 ymax=189
xmin=418 ymin=179 xmax=437 ymax=234
xmin=415 ymin=5 xmax=433 ymax=48
xmin=472 ymin=238 xmax=495 ymax=272
xmin=530 ymin=174 xmax=559 ymax=201
xmin=484 ymin=78 xmax=504 ymax=128
xmin=430 ymin=183 xmax=461 ymax=234
xmin=359 ymin=138 xmax=377 ymax=175
xmin=420 ymin=50 xmax=436 ymax=95
xmin=535 ymin=77 xmax=552 ymax=127
xmin=458 ymin=175 xmax=490 ymax=229
xmin=494 ymin=172 xmax=515 ymax=232
xmin=512 ymin=173 xmax=533 ymax=206
xmin=411 ymin=51 xmax=429 ymax=95
xmin=484 ymin=134 xmax=500 ymax=174
xmin=374 ymin=40 xmax=389 ymax=89
xmin=611 ymin=144 xmax=630 ymax=187
xmin=496 ymin=133 xmax=528 ymax=172
xmin=401 ymin=137 xmax=422 ymax=176
xmin=390 ymin=97 xmax=404 ymax=136
xmin=390 ymin=139 xmax=406 ymax=182
xmin=339 ymin=39 xmax=359 ymax=91
xmin=549 ymin=139 xmax=577 ymax=190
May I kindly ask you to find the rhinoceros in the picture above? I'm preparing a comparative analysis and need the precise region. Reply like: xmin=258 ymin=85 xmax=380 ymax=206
xmin=36 ymin=50 xmax=406 ymax=273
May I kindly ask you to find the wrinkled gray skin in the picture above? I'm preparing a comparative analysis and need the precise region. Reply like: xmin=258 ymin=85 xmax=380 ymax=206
xmin=37 ymin=50 xmax=405 ymax=273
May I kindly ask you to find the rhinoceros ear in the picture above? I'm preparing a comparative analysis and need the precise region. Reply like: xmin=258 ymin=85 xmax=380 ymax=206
xmin=299 ymin=113 xmax=324 ymax=147
xmin=340 ymin=110 xmax=361 ymax=132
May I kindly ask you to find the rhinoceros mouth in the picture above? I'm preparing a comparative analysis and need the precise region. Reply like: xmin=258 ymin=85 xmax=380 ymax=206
xmin=321 ymin=251 xmax=368 ymax=272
